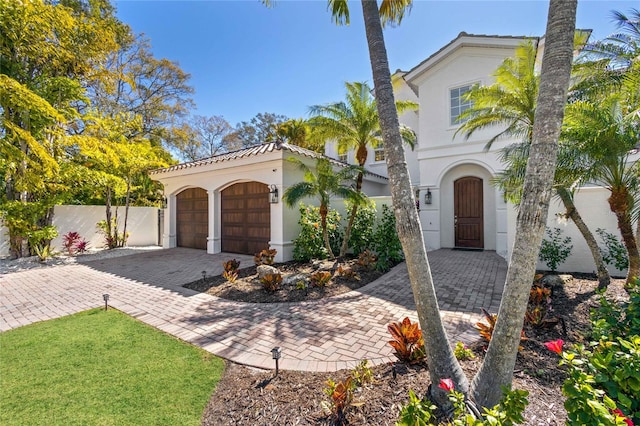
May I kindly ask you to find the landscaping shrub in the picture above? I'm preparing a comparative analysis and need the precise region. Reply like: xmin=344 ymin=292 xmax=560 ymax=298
xmin=547 ymin=278 xmax=640 ymax=425
xmin=596 ymin=228 xmax=629 ymax=272
xmin=254 ymin=249 xmax=277 ymax=266
xmin=372 ymin=204 xmax=404 ymax=272
xmin=346 ymin=200 xmax=376 ymax=256
xmin=538 ymin=227 xmax=573 ymax=272
xmin=261 ymin=273 xmax=282 ymax=292
xmin=63 ymin=231 xmax=89 ymax=255
xmin=310 ymin=271 xmax=332 ymax=288
xmin=387 ymin=317 xmax=426 ymax=364
xmin=292 ymin=204 xmax=342 ymax=261
xmin=222 ymin=259 xmax=240 ymax=283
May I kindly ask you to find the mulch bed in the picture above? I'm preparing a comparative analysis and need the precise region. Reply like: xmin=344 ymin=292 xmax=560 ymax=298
xmin=200 ymin=273 xmax=630 ymax=425
xmin=184 ymin=258 xmax=390 ymax=303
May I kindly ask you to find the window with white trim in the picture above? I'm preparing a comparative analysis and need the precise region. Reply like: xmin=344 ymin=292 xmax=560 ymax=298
xmin=338 ymin=152 xmax=348 ymax=163
xmin=450 ymin=85 xmax=473 ymax=126
xmin=374 ymin=143 xmax=385 ymax=162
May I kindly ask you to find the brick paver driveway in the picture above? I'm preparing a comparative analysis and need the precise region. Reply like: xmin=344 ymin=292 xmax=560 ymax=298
xmin=0 ymin=248 xmax=505 ymax=372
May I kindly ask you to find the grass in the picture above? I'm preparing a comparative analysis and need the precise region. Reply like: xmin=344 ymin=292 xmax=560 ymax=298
xmin=0 ymin=308 xmax=225 ymax=426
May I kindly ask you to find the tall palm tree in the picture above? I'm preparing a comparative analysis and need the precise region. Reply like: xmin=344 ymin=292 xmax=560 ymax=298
xmin=309 ymin=81 xmax=416 ymax=258
xmin=283 ymin=157 xmax=364 ymax=259
xmin=457 ymin=41 xmax=611 ymax=288
xmin=470 ymin=0 xmax=577 ymax=407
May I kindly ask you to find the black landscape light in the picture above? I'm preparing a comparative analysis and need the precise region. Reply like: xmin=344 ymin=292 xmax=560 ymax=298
xmin=202 ymin=270 xmax=207 ymax=280
xmin=271 ymin=346 xmax=282 ymax=377
xmin=103 ymin=294 xmax=110 ymax=311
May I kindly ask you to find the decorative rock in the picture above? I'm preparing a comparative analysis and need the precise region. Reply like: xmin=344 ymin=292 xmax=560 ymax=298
xmin=282 ymin=273 xmax=310 ymax=287
xmin=256 ymin=265 xmax=279 ymax=279
xmin=541 ymin=274 xmax=573 ymax=288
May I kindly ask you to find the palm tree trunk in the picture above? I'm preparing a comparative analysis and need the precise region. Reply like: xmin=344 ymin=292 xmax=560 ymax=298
xmin=471 ymin=0 xmax=576 ymax=408
xmin=320 ymin=203 xmax=335 ymax=259
xmin=339 ymin=171 xmax=364 ymax=257
xmin=360 ymin=0 xmax=468 ymax=406
xmin=556 ymin=187 xmax=610 ymax=289
xmin=608 ymin=188 xmax=640 ymax=285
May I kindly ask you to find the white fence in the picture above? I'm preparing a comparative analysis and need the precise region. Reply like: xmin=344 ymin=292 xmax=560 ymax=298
xmin=0 ymin=205 xmax=160 ymax=258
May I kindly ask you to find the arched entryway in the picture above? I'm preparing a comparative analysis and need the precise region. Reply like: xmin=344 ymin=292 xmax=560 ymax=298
xmin=176 ymin=187 xmax=208 ymax=250
xmin=221 ymin=182 xmax=270 ymax=255
xmin=454 ymin=177 xmax=484 ymax=248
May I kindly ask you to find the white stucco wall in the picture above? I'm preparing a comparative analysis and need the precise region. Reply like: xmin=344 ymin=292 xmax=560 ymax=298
xmin=0 ymin=205 xmax=160 ymax=258
xmin=506 ymin=186 xmax=629 ymax=276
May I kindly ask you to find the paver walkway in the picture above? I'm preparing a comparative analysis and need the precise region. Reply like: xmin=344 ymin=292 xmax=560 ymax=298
xmin=0 ymin=248 xmax=506 ymax=372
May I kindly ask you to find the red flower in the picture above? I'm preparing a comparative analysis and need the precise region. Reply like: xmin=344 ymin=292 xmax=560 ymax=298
xmin=438 ymin=378 xmax=454 ymax=392
xmin=544 ymin=339 xmax=564 ymax=354
xmin=612 ymin=408 xmax=634 ymax=426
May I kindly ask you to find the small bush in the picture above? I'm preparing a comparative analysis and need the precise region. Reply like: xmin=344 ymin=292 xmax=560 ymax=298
xmin=346 ymin=200 xmax=376 ymax=256
xmin=387 ymin=317 xmax=426 ymax=364
xmin=261 ymin=273 xmax=282 ymax=292
xmin=292 ymin=204 xmax=343 ymax=261
xmin=596 ymin=228 xmax=629 ymax=271
xmin=222 ymin=259 xmax=240 ymax=283
xmin=310 ymin=271 xmax=332 ymax=288
xmin=351 ymin=359 xmax=374 ymax=387
xmin=357 ymin=250 xmax=377 ymax=270
xmin=539 ymin=227 xmax=572 ymax=272
xmin=372 ymin=204 xmax=404 ymax=272
xmin=337 ymin=265 xmax=360 ymax=281
xmin=476 ymin=308 xmax=526 ymax=349
xmin=63 ymin=231 xmax=82 ymax=255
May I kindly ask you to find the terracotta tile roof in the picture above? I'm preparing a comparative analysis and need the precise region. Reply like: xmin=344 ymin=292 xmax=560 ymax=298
xmin=149 ymin=142 xmax=388 ymax=180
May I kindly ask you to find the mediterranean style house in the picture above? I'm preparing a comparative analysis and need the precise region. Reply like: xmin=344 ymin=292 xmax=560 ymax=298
xmin=150 ymin=32 xmax=633 ymax=275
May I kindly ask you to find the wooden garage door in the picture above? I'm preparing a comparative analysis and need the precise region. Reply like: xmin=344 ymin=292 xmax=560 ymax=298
xmin=176 ymin=188 xmax=208 ymax=250
xmin=454 ymin=177 xmax=484 ymax=249
xmin=221 ymin=182 xmax=270 ymax=255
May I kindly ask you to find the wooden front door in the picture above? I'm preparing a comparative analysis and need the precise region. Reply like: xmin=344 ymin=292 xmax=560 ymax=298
xmin=221 ymin=182 xmax=270 ymax=255
xmin=454 ymin=177 xmax=484 ymax=249
xmin=176 ymin=187 xmax=208 ymax=250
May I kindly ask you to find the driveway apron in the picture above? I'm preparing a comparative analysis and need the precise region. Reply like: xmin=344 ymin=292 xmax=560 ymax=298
xmin=0 ymin=248 xmax=506 ymax=372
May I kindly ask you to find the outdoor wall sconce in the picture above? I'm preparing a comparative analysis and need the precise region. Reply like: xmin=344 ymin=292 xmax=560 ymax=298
xmin=271 ymin=346 xmax=282 ymax=376
xmin=269 ymin=184 xmax=279 ymax=204
xmin=424 ymin=188 xmax=432 ymax=205
xmin=162 ymin=197 xmax=167 ymax=209
xmin=102 ymin=294 xmax=110 ymax=311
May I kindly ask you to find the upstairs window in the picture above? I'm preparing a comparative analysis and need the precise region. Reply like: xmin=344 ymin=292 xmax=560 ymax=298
xmin=374 ymin=143 xmax=385 ymax=162
xmin=450 ymin=85 xmax=473 ymax=126
xmin=338 ymin=152 xmax=348 ymax=163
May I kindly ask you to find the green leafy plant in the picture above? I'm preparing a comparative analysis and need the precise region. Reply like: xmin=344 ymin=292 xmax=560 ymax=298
xmin=261 ymin=273 xmax=282 ymax=292
xmin=346 ymin=199 xmax=376 ymax=256
xmin=254 ymin=249 xmax=277 ymax=266
xmin=0 ymin=200 xmax=53 ymax=258
xmin=292 ymin=204 xmax=343 ymax=261
xmin=295 ymin=280 xmax=307 ymax=290
xmin=351 ymin=359 xmax=374 ymax=387
xmin=387 ymin=317 xmax=426 ymax=364
xmin=222 ymin=259 xmax=240 ymax=283
xmin=398 ymin=380 xmax=529 ymax=426
xmin=372 ymin=204 xmax=404 ymax=272
xmin=538 ymin=227 xmax=573 ymax=272
xmin=454 ymin=341 xmax=475 ymax=361
xmin=32 ymin=243 xmax=54 ymax=262
xmin=596 ymin=228 xmax=629 ymax=272
xmin=310 ymin=270 xmax=332 ymax=288
xmin=97 ymin=218 xmax=128 ymax=249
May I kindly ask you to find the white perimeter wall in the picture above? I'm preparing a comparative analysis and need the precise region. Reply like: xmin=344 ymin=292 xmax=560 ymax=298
xmin=507 ymin=186 xmax=629 ymax=276
xmin=0 ymin=205 xmax=160 ymax=258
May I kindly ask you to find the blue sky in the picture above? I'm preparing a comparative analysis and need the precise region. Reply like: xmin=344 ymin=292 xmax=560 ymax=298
xmin=114 ymin=0 xmax=638 ymax=126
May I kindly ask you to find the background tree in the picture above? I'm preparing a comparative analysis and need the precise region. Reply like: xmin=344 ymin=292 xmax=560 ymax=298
xmin=309 ymin=81 xmax=416 ymax=258
xmin=225 ymin=112 xmax=288 ymax=148
xmin=283 ymin=158 xmax=364 ymax=259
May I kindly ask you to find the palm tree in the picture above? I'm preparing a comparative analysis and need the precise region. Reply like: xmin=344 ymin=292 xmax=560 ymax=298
xmin=563 ymin=92 xmax=639 ymax=285
xmin=308 ymin=81 xmax=416 ymax=258
xmin=470 ymin=0 xmax=577 ymax=407
xmin=457 ymin=41 xmax=611 ymax=288
xmin=283 ymin=157 xmax=364 ymax=259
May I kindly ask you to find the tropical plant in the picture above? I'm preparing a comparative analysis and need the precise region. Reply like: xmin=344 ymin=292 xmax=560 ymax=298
xmin=222 ymin=259 xmax=240 ymax=283
xmin=539 ymin=227 xmax=573 ymax=272
xmin=292 ymin=204 xmax=343 ymax=261
xmin=261 ymin=273 xmax=282 ymax=292
xmin=596 ymin=228 xmax=629 ymax=272
xmin=372 ymin=204 xmax=404 ymax=271
xmin=345 ymin=199 xmax=376 ymax=256
xmin=454 ymin=342 xmax=475 ymax=361
xmin=283 ymin=157 xmax=364 ymax=259
xmin=310 ymin=271 xmax=332 ymax=288
xmin=387 ymin=317 xmax=426 ymax=364
xmin=254 ymin=249 xmax=277 ymax=266
xmin=309 ymin=81 xmax=416 ymax=258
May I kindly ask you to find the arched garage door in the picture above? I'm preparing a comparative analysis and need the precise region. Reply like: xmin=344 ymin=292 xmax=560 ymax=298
xmin=221 ymin=182 xmax=270 ymax=255
xmin=176 ymin=187 xmax=208 ymax=250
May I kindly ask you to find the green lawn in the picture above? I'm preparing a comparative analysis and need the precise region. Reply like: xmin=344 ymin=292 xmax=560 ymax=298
xmin=0 ymin=309 xmax=225 ymax=426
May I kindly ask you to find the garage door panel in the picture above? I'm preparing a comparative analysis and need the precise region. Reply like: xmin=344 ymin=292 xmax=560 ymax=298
xmin=176 ymin=187 xmax=208 ymax=250
xmin=221 ymin=182 xmax=270 ymax=254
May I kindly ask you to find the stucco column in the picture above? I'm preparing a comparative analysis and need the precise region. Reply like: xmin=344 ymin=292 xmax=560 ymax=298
xmin=207 ymin=189 xmax=221 ymax=254
xmin=163 ymin=193 xmax=177 ymax=248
